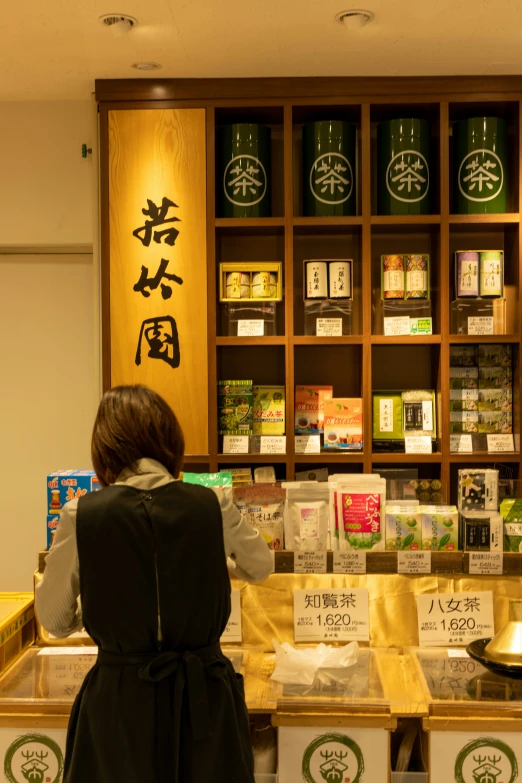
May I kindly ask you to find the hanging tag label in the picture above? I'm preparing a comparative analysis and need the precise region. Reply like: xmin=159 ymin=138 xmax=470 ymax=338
xmin=294 ymin=551 xmax=327 ymax=574
xmin=222 ymin=590 xmax=242 ymax=642
xmin=333 ymin=551 xmax=367 ymax=574
xmin=487 ymin=434 xmax=515 ymax=453
xmin=223 ymin=435 xmax=249 ymax=454
xmin=469 ymin=551 xmax=504 ymax=576
xmin=316 ymin=318 xmax=342 ymax=337
xmin=295 ymin=435 xmax=321 ymax=454
xmin=468 ymin=316 xmax=494 ymax=335
xmin=450 ymin=434 xmax=473 ymax=453
xmin=384 ymin=316 xmax=410 ymax=336
xmin=260 ymin=436 xmax=286 ymax=454
xmin=398 ymin=551 xmax=431 ymax=574
xmin=405 ymin=435 xmax=432 ymax=454
xmin=294 ymin=588 xmax=370 ymax=642
xmin=417 ymin=591 xmax=494 ymax=647
xmin=237 ymin=320 xmax=264 ymax=336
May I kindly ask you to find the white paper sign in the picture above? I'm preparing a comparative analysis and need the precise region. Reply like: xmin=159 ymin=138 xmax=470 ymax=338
xmin=333 ymin=551 xmax=367 ymax=575
xmin=237 ymin=319 xmax=264 ymax=336
xmin=450 ymin=434 xmax=473 ymax=453
xmin=223 ymin=435 xmax=249 ymax=454
xmin=294 ymin=588 xmax=370 ymax=642
xmin=447 ymin=649 xmax=470 ymax=658
xmin=487 ymin=433 xmax=515 ymax=452
xmin=417 ymin=591 xmax=495 ymax=647
xmin=316 ymin=318 xmax=342 ymax=337
xmin=279 ymin=726 xmax=388 ymax=783
xmin=398 ymin=551 xmax=431 ymax=574
xmin=260 ymin=436 xmax=286 ymax=454
xmin=431 ymin=731 xmax=522 ymax=783
xmin=38 ymin=646 xmax=98 ymax=656
xmin=294 ymin=434 xmax=321 ymax=454
xmin=384 ymin=316 xmax=411 ymax=336
xmin=468 ymin=316 xmax=494 ymax=335
xmin=405 ymin=435 xmax=432 ymax=454
xmin=469 ymin=551 xmax=504 ymax=576
xmin=294 ymin=551 xmax=327 ymax=574
xmin=222 ymin=590 xmax=242 ymax=642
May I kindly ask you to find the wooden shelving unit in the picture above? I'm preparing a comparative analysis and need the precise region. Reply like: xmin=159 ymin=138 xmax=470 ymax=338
xmin=96 ymin=77 xmax=522 ymax=499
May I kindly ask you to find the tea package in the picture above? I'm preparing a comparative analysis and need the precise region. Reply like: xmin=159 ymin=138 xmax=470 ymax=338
xmin=281 ymin=481 xmax=318 ymax=551
xmin=458 ymin=469 xmax=499 ymax=511
xmin=401 ymin=390 xmax=436 ymax=438
xmin=335 ymin=476 xmax=386 ymax=551
xmin=218 ymin=380 xmax=253 ymax=435
xmin=294 ymin=385 xmax=333 ymax=434
xmin=323 ymin=398 xmax=363 ymax=450
xmin=252 ymin=385 xmax=285 ymax=435
xmin=372 ymin=392 xmax=403 ymax=440
xmin=329 ymin=474 xmax=383 ymax=551
xmin=385 ymin=506 xmax=422 ymax=551
xmin=420 ymin=506 xmax=459 ymax=551
xmin=461 ymin=511 xmax=503 ymax=552
xmin=234 ymin=484 xmax=285 ymax=551
xmin=287 ymin=484 xmax=329 ymax=552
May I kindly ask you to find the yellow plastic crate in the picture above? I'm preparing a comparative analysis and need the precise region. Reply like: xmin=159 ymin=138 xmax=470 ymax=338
xmin=0 ymin=592 xmax=35 ymax=676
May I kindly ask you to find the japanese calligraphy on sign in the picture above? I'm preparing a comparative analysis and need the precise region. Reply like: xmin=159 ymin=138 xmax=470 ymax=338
xmin=386 ymin=150 xmax=430 ymax=203
xmin=417 ymin=591 xmax=495 ymax=646
xmin=108 ymin=108 xmax=208 ymax=454
xmin=458 ymin=149 xmax=504 ymax=203
xmin=224 ymin=155 xmax=267 ymax=207
xmin=310 ymin=153 xmax=354 ymax=205
xmin=294 ymin=588 xmax=369 ymax=642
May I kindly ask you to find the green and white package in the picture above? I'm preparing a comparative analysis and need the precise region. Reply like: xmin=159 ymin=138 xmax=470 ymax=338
xmin=385 ymin=506 xmax=422 ymax=551
xmin=420 ymin=505 xmax=459 ymax=551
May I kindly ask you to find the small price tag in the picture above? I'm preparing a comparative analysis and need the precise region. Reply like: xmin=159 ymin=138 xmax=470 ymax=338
xmin=384 ymin=316 xmax=410 ymax=336
xmin=223 ymin=435 xmax=249 ymax=454
xmin=316 ymin=318 xmax=342 ymax=337
xmin=237 ymin=320 xmax=264 ymax=336
xmin=405 ymin=435 xmax=432 ymax=454
xmin=294 ymin=551 xmax=327 ymax=574
xmin=295 ymin=435 xmax=321 ymax=454
xmin=468 ymin=316 xmax=494 ymax=335
xmin=409 ymin=317 xmax=433 ymax=335
xmin=260 ymin=436 xmax=286 ymax=454
xmin=469 ymin=551 xmax=504 ymax=576
xmin=450 ymin=434 xmax=473 ymax=453
xmin=38 ymin=647 xmax=98 ymax=656
xmin=294 ymin=588 xmax=370 ymax=642
xmin=487 ymin=434 xmax=515 ymax=453
xmin=417 ymin=591 xmax=495 ymax=647
xmin=333 ymin=551 xmax=367 ymax=575
xmin=222 ymin=590 xmax=242 ymax=642
xmin=398 ymin=551 xmax=431 ymax=574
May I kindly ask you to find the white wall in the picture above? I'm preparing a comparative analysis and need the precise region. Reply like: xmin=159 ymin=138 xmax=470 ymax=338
xmin=0 ymin=101 xmax=93 ymax=246
xmin=0 ymin=101 xmax=98 ymax=590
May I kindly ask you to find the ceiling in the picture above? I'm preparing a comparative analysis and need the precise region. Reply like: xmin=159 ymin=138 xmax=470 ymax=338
xmin=4 ymin=0 xmax=522 ymax=100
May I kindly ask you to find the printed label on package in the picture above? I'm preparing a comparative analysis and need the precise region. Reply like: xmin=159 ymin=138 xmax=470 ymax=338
xmin=384 ymin=316 xmax=410 ymax=336
xmin=405 ymin=435 xmax=432 ymax=454
xmin=333 ymin=551 xmax=367 ymax=574
xmin=237 ymin=319 xmax=264 ymax=336
xmin=417 ymin=591 xmax=494 ymax=647
xmin=221 ymin=590 xmax=242 ymax=642
xmin=294 ymin=588 xmax=370 ymax=642
xmin=260 ymin=436 xmax=286 ymax=454
xmin=468 ymin=316 xmax=494 ymax=335
xmin=316 ymin=318 xmax=343 ymax=337
xmin=450 ymin=434 xmax=474 ymax=453
xmin=294 ymin=551 xmax=327 ymax=574
xmin=469 ymin=551 xmax=504 ymax=576
xmin=223 ymin=435 xmax=249 ymax=454
xmin=398 ymin=551 xmax=431 ymax=574
xmin=295 ymin=435 xmax=321 ymax=454
xmin=487 ymin=433 xmax=515 ymax=453
xmin=410 ymin=317 xmax=433 ymax=335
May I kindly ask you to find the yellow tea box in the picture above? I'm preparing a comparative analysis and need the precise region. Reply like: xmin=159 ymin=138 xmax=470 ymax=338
xmin=252 ymin=386 xmax=285 ymax=435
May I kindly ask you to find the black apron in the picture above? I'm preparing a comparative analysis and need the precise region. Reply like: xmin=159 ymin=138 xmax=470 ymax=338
xmin=63 ymin=481 xmax=254 ymax=783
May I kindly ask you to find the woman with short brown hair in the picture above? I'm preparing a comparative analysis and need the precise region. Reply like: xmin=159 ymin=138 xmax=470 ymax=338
xmin=36 ymin=384 xmax=273 ymax=783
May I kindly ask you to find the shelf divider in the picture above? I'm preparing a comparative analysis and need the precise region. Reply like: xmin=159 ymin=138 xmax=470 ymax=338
xmin=362 ymin=103 xmax=373 ymax=475
xmin=206 ymin=108 xmax=219 ymax=473
xmin=284 ymin=104 xmax=295 ymax=480
xmin=440 ymin=101 xmax=451 ymax=501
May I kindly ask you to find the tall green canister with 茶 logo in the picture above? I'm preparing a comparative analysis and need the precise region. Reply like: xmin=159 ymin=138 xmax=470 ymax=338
xmin=303 ymin=120 xmax=357 ymax=216
xmin=454 ymin=117 xmax=507 ymax=214
xmin=377 ymin=118 xmax=431 ymax=215
xmin=217 ymin=123 xmax=271 ymax=218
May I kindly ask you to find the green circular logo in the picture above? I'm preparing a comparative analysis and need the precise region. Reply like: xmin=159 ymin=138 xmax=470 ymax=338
xmin=455 ymin=737 xmax=518 ymax=783
xmin=386 ymin=150 xmax=429 ymax=203
xmin=4 ymin=733 xmax=63 ymax=783
xmin=302 ymin=732 xmax=364 ymax=783
xmin=224 ymin=155 xmax=267 ymax=207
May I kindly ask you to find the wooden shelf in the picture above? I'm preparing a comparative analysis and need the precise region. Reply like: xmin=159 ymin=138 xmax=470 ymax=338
xmin=371 ymin=335 xmax=441 ymax=345
xmin=371 ymin=215 xmax=441 ymax=226
xmin=372 ymin=452 xmax=442 ymax=463
xmin=449 ymin=452 xmax=521 ymax=463
xmin=183 ymin=455 xmax=211 ymax=464
xmin=293 ymin=335 xmax=363 ymax=345
xmin=214 ymin=217 xmax=284 ymax=232
xmin=294 ymin=453 xmax=365 ymax=463
xmin=218 ymin=453 xmax=288 ymax=464
xmin=449 ymin=334 xmax=520 ymax=344
xmin=449 ymin=213 xmax=520 ymax=224
xmin=216 ymin=336 xmax=286 ymax=346
xmin=293 ymin=216 xmax=363 ymax=228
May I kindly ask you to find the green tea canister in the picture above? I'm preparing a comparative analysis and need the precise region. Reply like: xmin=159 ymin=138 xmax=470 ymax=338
xmin=302 ymin=121 xmax=357 ymax=216
xmin=453 ymin=117 xmax=507 ymax=214
xmin=217 ymin=124 xmax=271 ymax=218
xmin=377 ymin=118 xmax=431 ymax=215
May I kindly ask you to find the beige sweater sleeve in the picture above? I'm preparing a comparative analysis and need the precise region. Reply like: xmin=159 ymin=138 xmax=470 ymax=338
xmin=35 ymin=499 xmax=83 ymax=637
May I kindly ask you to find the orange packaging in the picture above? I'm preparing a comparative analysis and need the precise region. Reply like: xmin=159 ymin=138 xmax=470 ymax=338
xmin=324 ymin=398 xmax=363 ymax=450
xmin=294 ymin=385 xmax=333 ymax=434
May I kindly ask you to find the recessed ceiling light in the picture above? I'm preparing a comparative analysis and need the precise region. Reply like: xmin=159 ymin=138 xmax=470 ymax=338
xmin=99 ymin=14 xmax=138 ymax=35
xmin=131 ymin=62 xmax=162 ymax=71
xmin=335 ymin=9 xmax=375 ymax=29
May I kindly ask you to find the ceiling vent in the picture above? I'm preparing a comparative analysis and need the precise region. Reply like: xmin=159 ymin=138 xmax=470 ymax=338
xmin=335 ymin=10 xmax=375 ymax=28
xmin=99 ymin=14 xmax=138 ymax=34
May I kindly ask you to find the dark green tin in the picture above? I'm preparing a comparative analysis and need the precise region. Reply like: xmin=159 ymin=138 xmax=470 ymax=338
xmin=377 ymin=118 xmax=431 ymax=215
xmin=302 ymin=121 xmax=357 ymax=216
xmin=453 ymin=117 xmax=507 ymax=214
xmin=217 ymin=123 xmax=271 ymax=218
